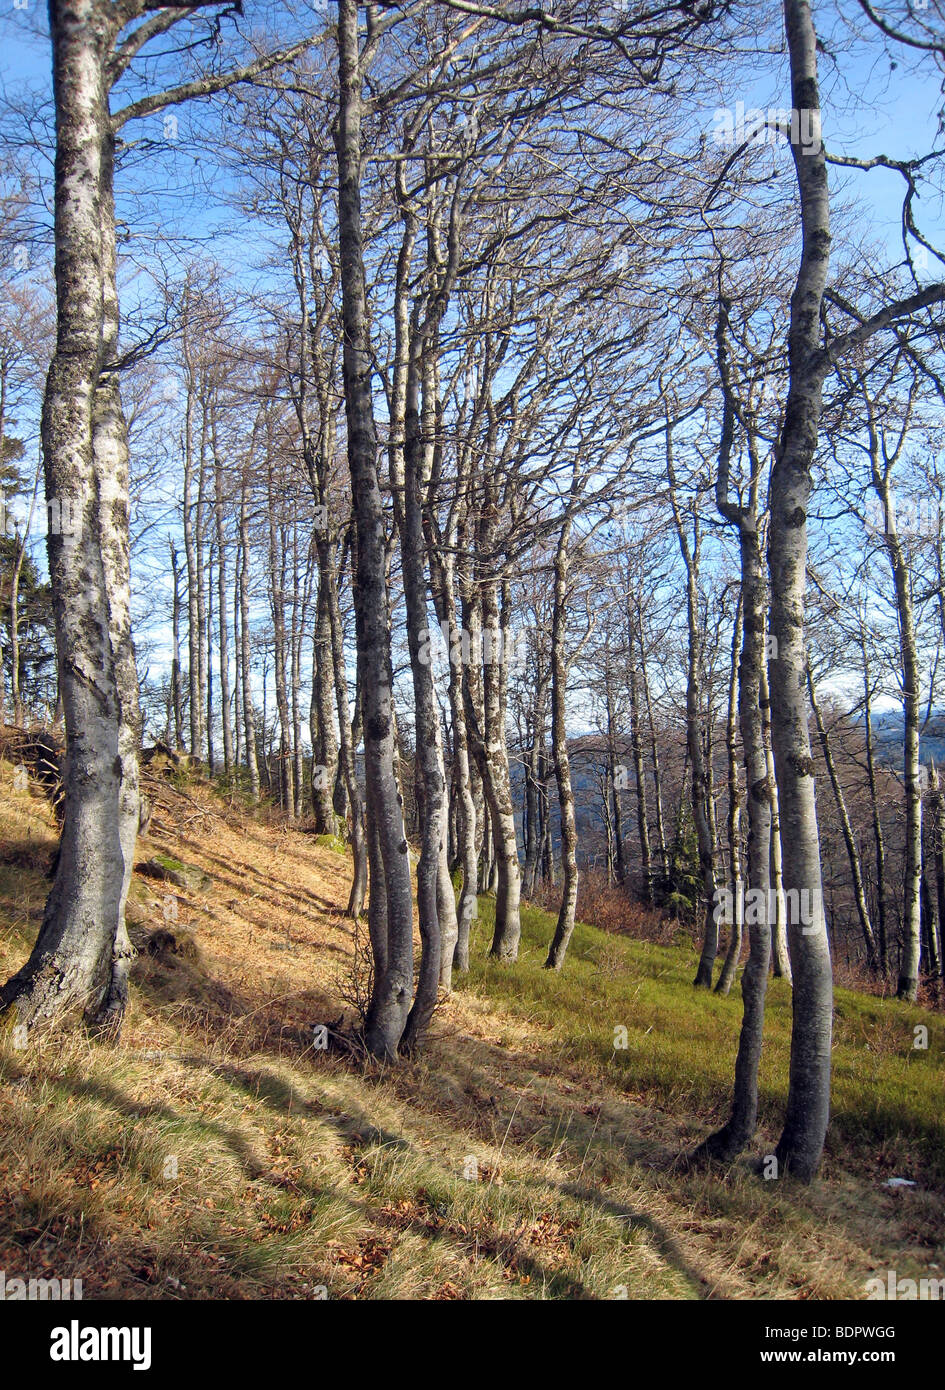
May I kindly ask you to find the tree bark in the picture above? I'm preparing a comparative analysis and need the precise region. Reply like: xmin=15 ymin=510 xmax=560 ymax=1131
xmin=769 ymin=0 xmax=833 ymax=1182
xmin=238 ymin=468 xmax=259 ymax=802
xmin=667 ymin=428 xmax=718 ymax=988
xmin=211 ymin=413 xmax=233 ymax=775
xmin=696 ymin=331 xmax=772 ymax=1158
xmin=182 ymin=310 xmax=204 ymax=763
xmin=870 ymin=466 xmax=922 ymax=999
xmin=400 ymin=349 xmax=445 ymax=1048
xmin=545 ymin=517 xmax=579 ymax=970
xmin=697 ymin=519 xmax=771 ymax=1158
xmin=432 ymin=551 xmax=478 ymax=970
xmin=325 ymin=534 xmax=367 ymax=919
xmin=715 ymin=592 xmax=744 ymax=997
xmin=169 ymin=537 xmax=184 ymax=750
xmin=861 ymin=642 xmax=888 ymax=974
xmin=808 ymin=668 xmax=878 ymax=971
xmin=335 ymin=0 xmax=414 ymax=1059
xmin=929 ymin=763 xmax=945 ymax=982
xmin=2 ymin=0 xmax=140 ymax=1034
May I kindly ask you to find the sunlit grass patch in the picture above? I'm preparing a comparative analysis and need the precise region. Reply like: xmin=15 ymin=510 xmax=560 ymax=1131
xmin=1 ymin=756 xmax=943 ymax=1300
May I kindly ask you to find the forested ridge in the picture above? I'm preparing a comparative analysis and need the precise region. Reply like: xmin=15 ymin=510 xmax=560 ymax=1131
xmin=1 ymin=0 xmax=945 ymax=1310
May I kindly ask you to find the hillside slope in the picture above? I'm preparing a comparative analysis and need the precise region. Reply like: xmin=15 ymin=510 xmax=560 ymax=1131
xmin=0 ymin=752 xmax=942 ymax=1300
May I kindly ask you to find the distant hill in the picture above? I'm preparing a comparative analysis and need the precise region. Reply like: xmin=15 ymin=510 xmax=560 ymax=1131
xmin=870 ymin=708 xmax=945 ymax=768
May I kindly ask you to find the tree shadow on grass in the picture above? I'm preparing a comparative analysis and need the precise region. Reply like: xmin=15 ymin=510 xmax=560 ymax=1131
xmin=164 ymin=836 xmax=343 ymax=918
xmin=208 ymin=1042 xmax=714 ymax=1299
xmin=2 ymin=1055 xmax=605 ymax=1298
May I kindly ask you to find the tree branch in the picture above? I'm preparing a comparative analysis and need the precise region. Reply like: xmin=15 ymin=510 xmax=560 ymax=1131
xmin=814 ymin=282 xmax=945 ymax=374
xmin=111 ymin=35 xmax=316 ymax=129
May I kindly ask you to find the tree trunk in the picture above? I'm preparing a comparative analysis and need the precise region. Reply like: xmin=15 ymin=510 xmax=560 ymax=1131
xmin=872 ymin=471 xmax=922 ymax=1000
xmin=808 ymin=668 xmax=878 ymax=970
xmin=861 ymin=644 xmax=888 ymax=974
xmin=238 ymin=471 xmax=259 ymax=802
xmin=169 ymin=538 xmax=184 ymax=750
xmin=400 ymin=351 xmax=447 ymax=1047
xmin=9 ymin=457 xmax=40 ymax=726
xmin=206 ymin=534 xmax=215 ymax=777
xmin=638 ymin=622 xmax=668 ymax=881
xmin=626 ymin=648 xmax=648 ymax=897
xmin=211 ymin=419 xmax=233 ymax=774
xmin=715 ymin=592 xmax=744 ymax=997
xmin=522 ymin=667 xmax=548 ymax=898
xmin=311 ymin=569 xmax=338 ymax=832
xmin=929 ymin=763 xmax=945 ymax=981
xmin=336 ymin=0 xmax=414 ymax=1058
xmin=769 ymin=0 xmax=833 ymax=1182
xmin=182 ymin=321 xmax=203 ymax=762
xmin=760 ymin=655 xmax=792 ymax=981
xmin=325 ymin=536 xmax=367 ymax=919
xmin=697 ymin=515 xmax=771 ymax=1158
xmin=483 ymin=576 xmax=522 ymax=959
xmin=667 ymin=436 xmax=718 ymax=988
xmin=267 ymin=466 xmax=294 ymax=819
xmin=195 ymin=401 xmax=210 ymax=766
xmin=429 ymin=539 xmax=478 ymax=971
xmin=2 ymin=0 xmax=140 ymax=1034
xmin=464 ymin=572 xmax=522 ymax=958
xmin=545 ymin=519 xmax=579 ymax=970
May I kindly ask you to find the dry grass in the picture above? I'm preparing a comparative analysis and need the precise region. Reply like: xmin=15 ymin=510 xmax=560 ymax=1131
xmin=0 ymin=754 xmax=943 ymax=1300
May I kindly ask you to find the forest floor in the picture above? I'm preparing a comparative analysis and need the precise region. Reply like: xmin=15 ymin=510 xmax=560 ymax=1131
xmin=0 ymin=750 xmax=943 ymax=1300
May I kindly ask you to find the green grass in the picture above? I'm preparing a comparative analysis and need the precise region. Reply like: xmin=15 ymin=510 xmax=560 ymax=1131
xmin=2 ymin=759 xmax=944 ymax=1299
xmin=154 ymin=853 xmax=187 ymax=873
xmin=466 ymin=898 xmax=945 ymax=1184
xmin=314 ymin=834 xmax=348 ymax=856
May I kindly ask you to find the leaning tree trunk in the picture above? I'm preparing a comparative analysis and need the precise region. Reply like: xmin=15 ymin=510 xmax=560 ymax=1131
xmin=336 ymin=0 xmax=414 ymax=1059
xmin=695 ymin=324 xmax=772 ymax=1158
xmin=324 ymin=536 xmax=367 ymax=919
xmin=769 ymin=0 xmax=833 ymax=1183
xmin=400 ymin=352 xmax=446 ymax=1050
xmin=545 ymin=519 xmax=579 ymax=970
xmin=2 ymin=0 xmax=140 ymax=1034
xmin=724 ymin=525 xmax=772 ymax=1153
xmin=696 ymin=517 xmax=771 ymax=1158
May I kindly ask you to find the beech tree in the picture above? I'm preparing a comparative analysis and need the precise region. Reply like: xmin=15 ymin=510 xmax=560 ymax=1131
xmin=765 ymin=0 xmax=945 ymax=1179
xmin=0 ymin=0 xmax=311 ymax=1034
